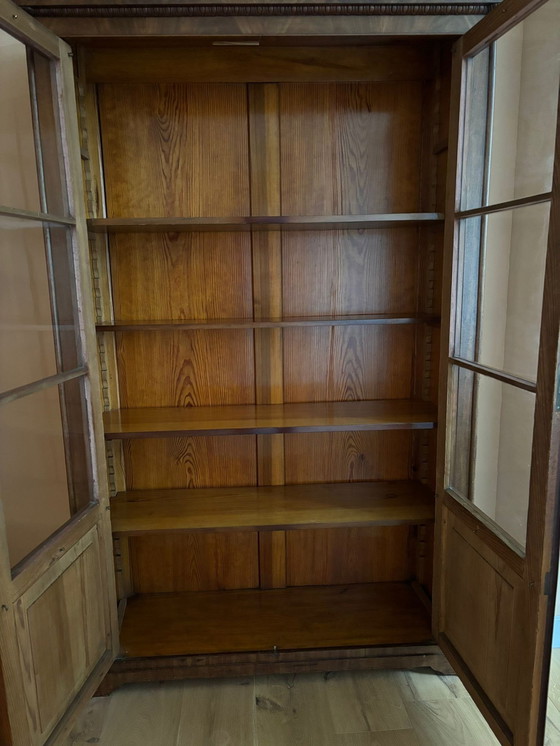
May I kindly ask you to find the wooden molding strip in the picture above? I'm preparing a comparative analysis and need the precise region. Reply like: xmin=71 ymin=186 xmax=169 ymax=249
xmin=24 ymin=3 xmax=497 ymax=17
xmin=88 ymin=213 xmax=444 ymax=232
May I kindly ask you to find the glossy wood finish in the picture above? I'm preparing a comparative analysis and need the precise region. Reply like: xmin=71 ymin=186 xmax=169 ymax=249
xmin=119 ymin=583 xmax=433 ymax=658
xmin=88 ymin=213 xmax=443 ymax=232
xmin=111 ymin=481 xmax=435 ymax=535
xmin=103 ymin=400 xmax=438 ymax=439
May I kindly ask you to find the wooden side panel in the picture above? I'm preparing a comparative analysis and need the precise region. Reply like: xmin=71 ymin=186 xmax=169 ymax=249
xmin=98 ymin=83 xmax=250 ymax=217
xmin=279 ymin=82 xmax=424 ymax=215
xmin=14 ymin=528 xmax=109 ymax=744
xmin=439 ymin=506 xmax=521 ymax=732
xmin=109 ymin=232 xmax=253 ymax=322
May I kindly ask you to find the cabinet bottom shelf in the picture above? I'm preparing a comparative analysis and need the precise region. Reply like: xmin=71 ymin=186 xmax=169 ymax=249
xmin=119 ymin=582 xmax=432 ymax=659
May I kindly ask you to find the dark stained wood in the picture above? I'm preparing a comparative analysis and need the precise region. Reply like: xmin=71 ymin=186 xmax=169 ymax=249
xmin=118 ymin=582 xmax=433 ymax=658
xmin=110 ymin=481 xmax=435 ymax=535
xmin=121 ymin=436 xmax=257 ymax=490
xmin=129 ymin=533 xmax=259 ymax=592
xmin=97 ymin=643 xmax=451 ymax=696
xmin=97 ymin=313 xmax=440 ymax=331
xmin=85 ymin=45 xmax=433 ymax=84
xmin=283 ymin=325 xmax=416 ymax=402
xmin=97 ymin=83 xmax=250 ymax=217
xmin=103 ymin=400 xmax=438 ymax=439
xmin=88 ymin=213 xmax=444 ymax=231
xmin=115 ymin=330 xmax=255 ymax=407
xmin=280 ymin=82 xmax=424 ymax=215
xmin=108 ymin=232 xmax=253 ymax=322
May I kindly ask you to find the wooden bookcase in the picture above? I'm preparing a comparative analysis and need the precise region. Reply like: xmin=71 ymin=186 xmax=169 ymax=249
xmin=81 ymin=41 xmax=451 ymax=688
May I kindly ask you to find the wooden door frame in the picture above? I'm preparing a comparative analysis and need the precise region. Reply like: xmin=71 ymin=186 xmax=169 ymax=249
xmin=0 ymin=2 xmax=118 ymax=743
xmin=434 ymin=0 xmax=560 ymax=743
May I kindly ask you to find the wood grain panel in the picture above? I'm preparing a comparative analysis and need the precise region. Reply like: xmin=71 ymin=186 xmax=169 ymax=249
xmin=285 ymin=431 xmax=412 ymax=483
xmin=282 ymin=229 xmax=420 ymax=317
xmin=122 ymin=436 xmax=257 ymax=490
xmin=284 ymin=325 xmax=415 ymax=402
xmin=119 ymin=583 xmax=433 ymax=658
xmin=109 ymin=232 xmax=252 ymax=321
xmin=280 ymin=82 xmax=423 ymax=215
xmin=286 ymin=526 xmax=412 ymax=585
xmin=441 ymin=510 xmax=519 ymax=726
xmin=130 ymin=533 xmax=259 ymax=593
xmin=98 ymin=83 xmax=250 ymax=217
xmin=116 ymin=330 xmax=255 ymax=407
xmin=20 ymin=533 xmax=106 ymax=739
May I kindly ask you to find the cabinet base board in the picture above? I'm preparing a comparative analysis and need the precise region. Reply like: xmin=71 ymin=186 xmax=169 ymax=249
xmin=96 ymin=644 xmax=454 ymax=696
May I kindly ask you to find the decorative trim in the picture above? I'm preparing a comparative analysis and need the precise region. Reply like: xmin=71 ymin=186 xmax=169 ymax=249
xmin=25 ymin=3 xmax=495 ymax=18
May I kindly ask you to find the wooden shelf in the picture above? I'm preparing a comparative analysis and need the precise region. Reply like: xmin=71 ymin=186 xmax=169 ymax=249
xmin=119 ymin=583 xmax=433 ymax=658
xmin=96 ymin=313 xmax=440 ymax=332
xmin=103 ymin=400 xmax=437 ymax=439
xmin=110 ymin=480 xmax=435 ymax=536
xmin=87 ymin=213 xmax=444 ymax=233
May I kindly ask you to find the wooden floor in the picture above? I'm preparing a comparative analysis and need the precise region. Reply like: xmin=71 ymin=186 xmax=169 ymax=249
xmin=65 ymin=668 xmax=501 ymax=745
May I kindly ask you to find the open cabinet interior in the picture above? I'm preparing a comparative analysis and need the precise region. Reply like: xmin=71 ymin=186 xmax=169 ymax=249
xmin=80 ymin=40 xmax=452 ymax=674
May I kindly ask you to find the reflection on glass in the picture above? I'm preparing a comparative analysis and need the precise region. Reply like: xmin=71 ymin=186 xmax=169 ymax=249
xmin=449 ymin=367 xmax=534 ymax=548
xmin=0 ymin=29 xmax=41 ymax=212
xmin=461 ymin=0 xmax=560 ymax=209
xmin=454 ymin=203 xmax=549 ymax=382
xmin=0 ymin=380 xmax=91 ymax=568
xmin=0 ymin=223 xmax=80 ymax=392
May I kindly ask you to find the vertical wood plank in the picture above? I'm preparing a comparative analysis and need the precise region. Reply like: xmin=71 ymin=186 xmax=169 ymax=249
xmin=249 ymin=84 xmax=286 ymax=589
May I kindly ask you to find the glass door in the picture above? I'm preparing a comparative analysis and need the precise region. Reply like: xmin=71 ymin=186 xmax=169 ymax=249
xmin=0 ymin=2 xmax=117 ymax=744
xmin=436 ymin=0 xmax=560 ymax=743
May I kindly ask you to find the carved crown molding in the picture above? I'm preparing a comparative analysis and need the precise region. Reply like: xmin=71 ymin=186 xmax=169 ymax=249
xmin=24 ymin=3 xmax=495 ymax=17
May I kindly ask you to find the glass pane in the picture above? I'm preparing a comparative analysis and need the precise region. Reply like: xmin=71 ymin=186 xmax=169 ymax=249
xmin=461 ymin=0 xmax=560 ymax=210
xmin=0 ymin=29 xmax=41 ymax=212
xmin=449 ymin=367 xmax=535 ymax=548
xmin=0 ymin=220 xmax=81 ymax=392
xmin=29 ymin=49 xmax=68 ymax=216
xmin=454 ymin=202 xmax=549 ymax=382
xmin=0 ymin=379 xmax=92 ymax=569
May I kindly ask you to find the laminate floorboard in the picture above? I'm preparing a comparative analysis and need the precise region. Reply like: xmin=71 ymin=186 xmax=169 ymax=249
xmin=65 ymin=668 xmax=502 ymax=746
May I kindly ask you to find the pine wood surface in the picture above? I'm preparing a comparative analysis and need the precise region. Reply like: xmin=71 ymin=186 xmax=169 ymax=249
xmin=65 ymin=668 xmax=503 ymax=746
xmin=103 ymin=400 xmax=438 ymax=438
xmin=118 ymin=583 xmax=433 ymax=658
xmin=110 ymin=481 xmax=434 ymax=535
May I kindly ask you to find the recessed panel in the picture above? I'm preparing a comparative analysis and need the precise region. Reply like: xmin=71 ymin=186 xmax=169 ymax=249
xmin=280 ymin=82 xmax=423 ymax=214
xmin=116 ymin=330 xmax=255 ymax=407
xmin=109 ymin=231 xmax=252 ymax=322
xmin=282 ymin=228 xmax=419 ymax=317
xmin=284 ymin=325 xmax=415 ymax=402
xmin=98 ymin=83 xmax=250 ymax=217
